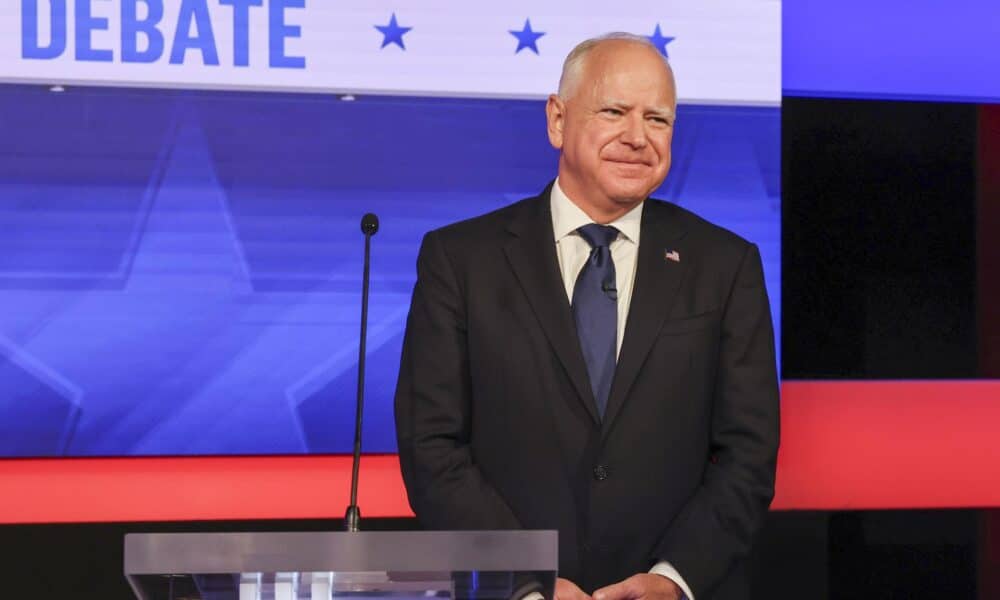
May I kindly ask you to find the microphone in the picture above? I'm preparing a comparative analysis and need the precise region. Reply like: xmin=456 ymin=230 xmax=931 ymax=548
xmin=601 ymin=279 xmax=618 ymax=300
xmin=346 ymin=213 xmax=379 ymax=532
xmin=361 ymin=213 xmax=379 ymax=236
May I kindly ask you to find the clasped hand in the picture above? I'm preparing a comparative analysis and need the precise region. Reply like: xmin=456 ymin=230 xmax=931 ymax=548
xmin=556 ymin=575 xmax=682 ymax=600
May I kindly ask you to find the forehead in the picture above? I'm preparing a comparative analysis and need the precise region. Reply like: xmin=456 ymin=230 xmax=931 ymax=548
xmin=578 ymin=42 xmax=675 ymax=105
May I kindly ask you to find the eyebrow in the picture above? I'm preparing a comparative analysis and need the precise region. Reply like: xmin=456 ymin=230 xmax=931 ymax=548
xmin=603 ymin=100 xmax=675 ymax=118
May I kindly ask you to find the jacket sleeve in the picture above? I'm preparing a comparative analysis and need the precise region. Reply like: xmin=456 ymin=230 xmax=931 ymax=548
xmin=394 ymin=230 xmax=523 ymax=530
xmin=654 ymin=243 xmax=780 ymax=597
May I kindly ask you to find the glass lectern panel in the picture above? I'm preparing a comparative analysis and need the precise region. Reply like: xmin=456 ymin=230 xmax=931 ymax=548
xmin=125 ymin=531 xmax=557 ymax=600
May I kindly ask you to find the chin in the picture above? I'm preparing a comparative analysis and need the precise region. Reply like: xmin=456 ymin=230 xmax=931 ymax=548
xmin=602 ymin=182 xmax=654 ymax=205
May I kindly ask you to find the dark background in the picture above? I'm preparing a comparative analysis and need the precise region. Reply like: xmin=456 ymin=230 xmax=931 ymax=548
xmin=783 ymin=98 xmax=979 ymax=380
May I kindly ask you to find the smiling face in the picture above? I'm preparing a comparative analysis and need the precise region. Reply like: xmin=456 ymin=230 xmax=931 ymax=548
xmin=546 ymin=40 xmax=677 ymax=222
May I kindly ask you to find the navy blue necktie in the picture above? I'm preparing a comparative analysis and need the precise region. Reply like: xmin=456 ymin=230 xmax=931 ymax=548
xmin=572 ymin=224 xmax=619 ymax=419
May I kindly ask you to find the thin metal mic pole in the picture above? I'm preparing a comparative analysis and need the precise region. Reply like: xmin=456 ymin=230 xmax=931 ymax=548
xmin=346 ymin=213 xmax=378 ymax=532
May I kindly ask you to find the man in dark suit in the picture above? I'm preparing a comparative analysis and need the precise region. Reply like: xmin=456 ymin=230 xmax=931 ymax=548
xmin=395 ymin=33 xmax=779 ymax=600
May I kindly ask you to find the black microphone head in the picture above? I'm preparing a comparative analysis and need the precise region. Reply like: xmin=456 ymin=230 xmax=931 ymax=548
xmin=601 ymin=280 xmax=618 ymax=300
xmin=361 ymin=213 xmax=379 ymax=235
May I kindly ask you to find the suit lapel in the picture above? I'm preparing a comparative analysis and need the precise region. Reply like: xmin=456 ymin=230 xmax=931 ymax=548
xmin=503 ymin=192 xmax=601 ymax=425
xmin=602 ymin=200 xmax=689 ymax=432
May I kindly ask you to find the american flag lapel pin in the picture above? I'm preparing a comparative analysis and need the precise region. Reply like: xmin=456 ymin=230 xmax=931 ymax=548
xmin=664 ymin=249 xmax=680 ymax=263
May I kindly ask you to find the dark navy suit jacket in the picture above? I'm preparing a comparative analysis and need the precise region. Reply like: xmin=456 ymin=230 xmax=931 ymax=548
xmin=395 ymin=185 xmax=779 ymax=599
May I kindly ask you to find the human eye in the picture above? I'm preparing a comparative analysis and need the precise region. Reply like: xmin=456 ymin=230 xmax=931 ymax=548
xmin=601 ymin=107 xmax=624 ymax=116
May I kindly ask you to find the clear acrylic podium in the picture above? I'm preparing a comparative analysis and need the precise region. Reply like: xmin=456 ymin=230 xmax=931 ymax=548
xmin=124 ymin=530 xmax=558 ymax=600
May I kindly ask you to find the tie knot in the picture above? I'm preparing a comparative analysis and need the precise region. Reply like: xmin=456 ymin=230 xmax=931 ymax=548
xmin=577 ymin=224 xmax=619 ymax=249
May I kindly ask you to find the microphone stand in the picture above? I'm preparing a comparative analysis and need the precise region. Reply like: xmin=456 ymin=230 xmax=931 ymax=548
xmin=345 ymin=213 xmax=379 ymax=532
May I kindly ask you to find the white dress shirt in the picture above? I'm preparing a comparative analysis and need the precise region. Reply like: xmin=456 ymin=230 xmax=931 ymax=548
xmin=548 ymin=179 xmax=695 ymax=600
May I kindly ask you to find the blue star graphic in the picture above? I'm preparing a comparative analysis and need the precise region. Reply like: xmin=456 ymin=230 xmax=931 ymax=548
xmin=375 ymin=13 xmax=412 ymax=50
xmin=509 ymin=19 xmax=545 ymax=55
xmin=647 ymin=23 xmax=675 ymax=58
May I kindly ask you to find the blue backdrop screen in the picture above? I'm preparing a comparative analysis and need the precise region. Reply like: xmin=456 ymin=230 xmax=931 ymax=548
xmin=784 ymin=0 xmax=1000 ymax=103
xmin=0 ymin=86 xmax=779 ymax=456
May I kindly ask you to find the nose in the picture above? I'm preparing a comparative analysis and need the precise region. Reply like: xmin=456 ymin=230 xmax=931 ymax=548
xmin=619 ymin=113 xmax=647 ymax=149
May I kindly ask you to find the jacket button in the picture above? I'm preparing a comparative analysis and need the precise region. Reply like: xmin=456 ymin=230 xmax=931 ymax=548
xmin=593 ymin=465 xmax=609 ymax=481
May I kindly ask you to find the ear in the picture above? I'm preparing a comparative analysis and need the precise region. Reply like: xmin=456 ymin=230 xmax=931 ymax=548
xmin=545 ymin=94 xmax=565 ymax=150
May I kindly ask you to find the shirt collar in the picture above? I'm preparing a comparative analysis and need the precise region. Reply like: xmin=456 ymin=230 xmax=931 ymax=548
xmin=550 ymin=178 xmax=643 ymax=244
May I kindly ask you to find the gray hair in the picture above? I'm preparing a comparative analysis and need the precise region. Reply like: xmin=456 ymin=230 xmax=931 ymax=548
xmin=557 ymin=32 xmax=673 ymax=99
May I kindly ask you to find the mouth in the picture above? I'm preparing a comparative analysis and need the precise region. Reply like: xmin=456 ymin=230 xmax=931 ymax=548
xmin=604 ymin=157 xmax=651 ymax=166
xmin=605 ymin=159 xmax=652 ymax=172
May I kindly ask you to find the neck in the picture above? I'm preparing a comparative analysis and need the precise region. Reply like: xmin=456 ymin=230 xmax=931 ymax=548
xmin=556 ymin=177 xmax=641 ymax=224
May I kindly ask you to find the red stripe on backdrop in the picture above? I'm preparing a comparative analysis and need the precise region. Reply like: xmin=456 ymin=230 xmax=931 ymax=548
xmin=0 ymin=454 xmax=410 ymax=524
xmin=2 ymin=381 xmax=1000 ymax=524
xmin=774 ymin=381 xmax=1000 ymax=509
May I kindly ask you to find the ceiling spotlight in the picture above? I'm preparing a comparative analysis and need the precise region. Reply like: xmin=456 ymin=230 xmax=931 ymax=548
xmin=49 ymin=84 xmax=65 ymax=93
xmin=340 ymin=94 xmax=356 ymax=102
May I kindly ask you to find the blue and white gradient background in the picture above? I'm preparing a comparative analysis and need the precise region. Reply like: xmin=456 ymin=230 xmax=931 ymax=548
xmin=0 ymin=0 xmax=779 ymax=456
xmin=0 ymin=88 xmax=780 ymax=456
